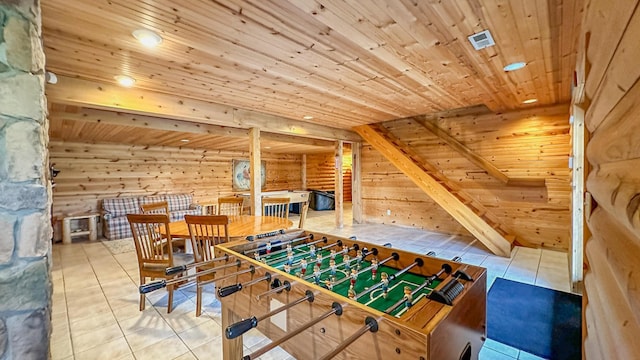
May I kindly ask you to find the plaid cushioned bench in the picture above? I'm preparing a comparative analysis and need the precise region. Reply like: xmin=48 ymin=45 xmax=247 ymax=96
xmin=102 ymin=194 xmax=202 ymax=240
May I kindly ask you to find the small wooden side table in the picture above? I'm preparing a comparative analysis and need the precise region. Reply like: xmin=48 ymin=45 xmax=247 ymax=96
xmin=62 ymin=214 xmax=99 ymax=244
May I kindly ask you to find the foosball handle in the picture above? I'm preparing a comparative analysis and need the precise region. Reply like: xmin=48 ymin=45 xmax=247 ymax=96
xmin=226 ymin=316 xmax=258 ymax=339
xmin=218 ymin=283 xmax=243 ymax=297
xmin=165 ymin=265 xmax=187 ymax=276
xmin=139 ymin=280 xmax=166 ymax=294
xmin=453 ymin=269 xmax=473 ymax=281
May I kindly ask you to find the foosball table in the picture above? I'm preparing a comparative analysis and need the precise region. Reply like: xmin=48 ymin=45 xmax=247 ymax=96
xmin=208 ymin=229 xmax=487 ymax=360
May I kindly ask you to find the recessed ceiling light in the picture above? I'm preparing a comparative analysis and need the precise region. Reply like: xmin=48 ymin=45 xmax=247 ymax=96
xmin=264 ymin=146 xmax=272 ymax=149
xmin=180 ymin=139 xmax=190 ymax=142
xmin=504 ymin=62 xmax=527 ymax=72
xmin=523 ymin=98 xmax=538 ymax=104
xmin=114 ymin=75 xmax=135 ymax=87
xmin=303 ymin=115 xmax=313 ymax=120
xmin=132 ymin=29 xmax=163 ymax=48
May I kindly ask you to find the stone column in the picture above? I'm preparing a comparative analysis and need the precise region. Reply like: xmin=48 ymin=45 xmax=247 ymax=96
xmin=0 ymin=0 xmax=52 ymax=359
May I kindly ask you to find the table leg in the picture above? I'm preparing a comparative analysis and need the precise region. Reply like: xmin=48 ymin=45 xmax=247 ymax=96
xmin=222 ymin=305 xmax=243 ymax=359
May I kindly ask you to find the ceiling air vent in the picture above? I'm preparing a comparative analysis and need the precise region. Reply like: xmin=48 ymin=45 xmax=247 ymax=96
xmin=468 ymin=30 xmax=495 ymax=50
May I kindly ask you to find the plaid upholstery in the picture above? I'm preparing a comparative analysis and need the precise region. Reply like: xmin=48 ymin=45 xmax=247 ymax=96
xmin=102 ymin=194 xmax=201 ymax=240
xmin=139 ymin=195 xmax=167 ymax=208
xmin=167 ymin=194 xmax=193 ymax=212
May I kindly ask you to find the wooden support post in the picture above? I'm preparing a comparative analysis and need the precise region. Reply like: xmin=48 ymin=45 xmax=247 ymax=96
xmin=352 ymin=142 xmax=363 ymax=224
xmin=301 ymin=154 xmax=307 ymax=190
xmin=250 ymin=128 xmax=262 ymax=216
xmin=335 ymin=140 xmax=344 ymax=229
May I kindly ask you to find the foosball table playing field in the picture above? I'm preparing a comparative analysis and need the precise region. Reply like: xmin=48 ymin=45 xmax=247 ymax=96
xmin=144 ymin=229 xmax=487 ymax=360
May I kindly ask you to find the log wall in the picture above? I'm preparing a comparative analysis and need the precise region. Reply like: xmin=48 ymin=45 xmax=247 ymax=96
xmin=306 ymin=151 xmax=353 ymax=202
xmin=581 ymin=0 xmax=640 ymax=357
xmin=49 ymin=141 xmax=302 ymax=218
xmin=361 ymin=104 xmax=572 ymax=250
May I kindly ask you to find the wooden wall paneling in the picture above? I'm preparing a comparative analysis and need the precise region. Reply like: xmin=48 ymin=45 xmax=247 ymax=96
xmin=587 ymin=160 xmax=640 ymax=235
xmin=49 ymin=141 xmax=301 ymax=223
xmin=585 ymin=234 xmax=640 ymax=358
xmin=586 ymin=77 xmax=640 ymax=165
xmin=585 ymin=5 xmax=640 ymax=131
xmin=360 ymin=106 xmax=571 ymax=250
xmin=306 ymin=152 xmax=353 ymax=202
xmin=582 ymin=0 xmax=639 ymax=112
xmin=586 ymin=208 xmax=640 ymax=321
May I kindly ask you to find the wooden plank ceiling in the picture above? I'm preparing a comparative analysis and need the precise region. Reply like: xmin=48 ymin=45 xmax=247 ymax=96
xmin=42 ymin=0 xmax=581 ymax=148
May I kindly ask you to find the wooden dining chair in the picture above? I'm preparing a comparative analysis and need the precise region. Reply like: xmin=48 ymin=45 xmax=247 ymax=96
xmin=184 ymin=214 xmax=230 ymax=317
xmin=141 ymin=201 xmax=187 ymax=251
xmin=127 ymin=213 xmax=194 ymax=313
xmin=262 ymin=197 xmax=291 ymax=220
xmin=140 ymin=201 xmax=170 ymax=215
xmin=218 ymin=197 xmax=244 ymax=216
xmin=298 ymin=201 xmax=310 ymax=229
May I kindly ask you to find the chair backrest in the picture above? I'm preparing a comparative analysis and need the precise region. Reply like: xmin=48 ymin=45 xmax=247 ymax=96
xmin=184 ymin=215 xmax=230 ymax=263
xmin=298 ymin=201 xmax=310 ymax=228
xmin=218 ymin=197 xmax=244 ymax=216
xmin=140 ymin=201 xmax=170 ymax=215
xmin=263 ymin=197 xmax=291 ymax=219
xmin=127 ymin=213 xmax=174 ymax=267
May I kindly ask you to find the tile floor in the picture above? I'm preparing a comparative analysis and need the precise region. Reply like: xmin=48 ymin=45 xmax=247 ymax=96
xmin=51 ymin=205 xmax=572 ymax=360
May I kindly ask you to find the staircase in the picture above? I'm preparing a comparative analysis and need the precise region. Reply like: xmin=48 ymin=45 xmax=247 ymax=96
xmin=354 ymin=124 xmax=519 ymax=257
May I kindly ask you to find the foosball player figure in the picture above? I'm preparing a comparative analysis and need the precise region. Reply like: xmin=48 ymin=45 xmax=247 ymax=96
xmin=381 ymin=272 xmax=389 ymax=299
xmin=316 ymin=253 xmax=323 ymax=268
xmin=403 ymin=286 xmax=413 ymax=308
xmin=342 ymin=244 xmax=349 ymax=255
xmin=266 ymin=242 xmax=272 ymax=255
xmin=299 ymin=258 xmax=308 ymax=277
xmin=254 ymin=252 xmax=261 ymax=262
xmin=309 ymin=244 xmax=316 ymax=258
xmin=287 ymin=250 xmax=294 ymax=266
xmin=286 ymin=243 xmax=292 ymax=253
xmin=330 ymin=248 xmax=336 ymax=260
xmin=355 ymin=249 xmax=363 ymax=270
xmin=329 ymin=259 xmax=337 ymax=282
xmin=371 ymin=258 xmax=378 ymax=280
xmin=348 ymin=285 xmax=356 ymax=299
xmin=313 ymin=265 xmax=322 ymax=285
xmin=349 ymin=268 xmax=358 ymax=288
xmin=343 ymin=254 xmax=351 ymax=272
xmin=283 ymin=263 xmax=291 ymax=274
xmin=324 ymin=278 xmax=334 ymax=291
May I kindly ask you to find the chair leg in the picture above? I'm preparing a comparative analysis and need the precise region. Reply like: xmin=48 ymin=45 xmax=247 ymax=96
xmin=196 ymin=284 xmax=203 ymax=317
xmin=167 ymin=284 xmax=174 ymax=313
xmin=139 ymin=277 xmax=146 ymax=311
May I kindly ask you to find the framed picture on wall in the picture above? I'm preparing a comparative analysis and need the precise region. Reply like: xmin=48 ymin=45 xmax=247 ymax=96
xmin=232 ymin=159 xmax=266 ymax=191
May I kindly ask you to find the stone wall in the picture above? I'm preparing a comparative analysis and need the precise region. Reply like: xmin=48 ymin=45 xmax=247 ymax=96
xmin=0 ymin=0 xmax=52 ymax=359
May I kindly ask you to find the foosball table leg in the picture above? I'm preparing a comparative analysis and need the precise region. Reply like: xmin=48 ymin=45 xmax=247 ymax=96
xmin=222 ymin=306 xmax=243 ymax=359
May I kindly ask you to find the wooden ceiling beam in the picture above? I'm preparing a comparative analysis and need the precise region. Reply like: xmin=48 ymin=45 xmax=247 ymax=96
xmin=48 ymin=106 xmax=336 ymax=148
xmin=45 ymin=75 xmax=361 ymax=142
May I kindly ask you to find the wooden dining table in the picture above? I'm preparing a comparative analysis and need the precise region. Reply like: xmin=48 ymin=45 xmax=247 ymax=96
xmin=164 ymin=215 xmax=293 ymax=239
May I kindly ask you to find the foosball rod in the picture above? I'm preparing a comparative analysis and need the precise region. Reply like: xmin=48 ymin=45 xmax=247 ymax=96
xmin=258 ymin=236 xmax=326 ymax=260
xmin=217 ymin=272 xmax=273 ymax=297
xmin=383 ymin=262 xmax=453 ymax=314
xmin=329 ymin=251 xmax=397 ymax=288
xmin=226 ymin=290 xmax=316 ymax=339
xmin=194 ymin=265 xmax=258 ymax=288
xmin=242 ymin=233 xmax=319 ymax=256
xmin=286 ymin=243 xmax=359 ymax=272
xmin=242 ymin=302 xmax=344 ymax=360
xmin=270 ymin=239 xmax=344 ymax=267
xmin=318 ymin=316 xmax=380 ymax=360
xmin=165 ymin=254 xmax=232 ymax=276
xmin=138 ymin=260 xmax=243 ymax=294
xmin=301 ymin=246 xmax=374 ymax=281
xmin=255 ymin=279 xmax=294 ymax=300
xmin=355 ymin=257 xmax=424 ymax=300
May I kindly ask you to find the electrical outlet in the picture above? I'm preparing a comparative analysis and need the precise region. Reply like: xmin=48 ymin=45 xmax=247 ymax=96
xmin=386 ymin=209 xmax=391 ymax=216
